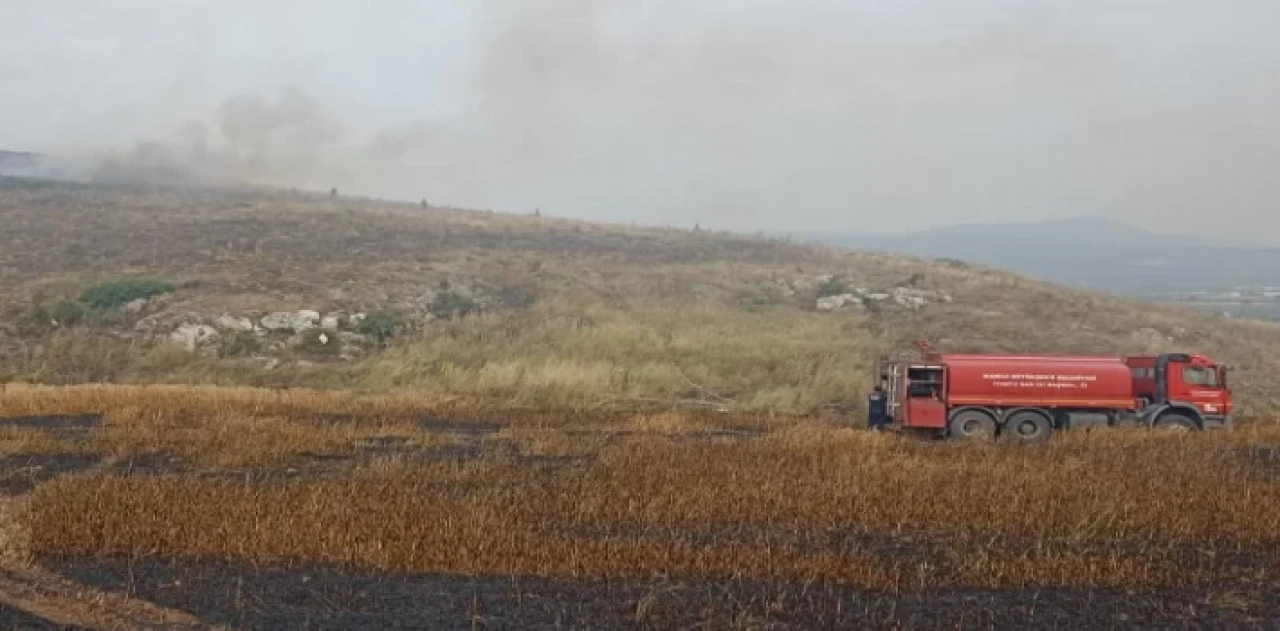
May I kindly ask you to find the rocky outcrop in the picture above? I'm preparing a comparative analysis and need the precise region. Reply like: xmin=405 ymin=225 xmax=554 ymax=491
xmin=766 ymin=275 xmax=837 ymax=298
xmin=260 ymin=310 xmax=320 ymax=332
xmin=815 ymin=283 xmax=952 ymax=312
xmin=215 ymin=315 xmax=256 ymax=332
xmin=169 ymin=323 xmax=219 ymax=351
xmin=887 ymin=286 xmax=952 ymax=310
xmin=89 ymin=277 xmax=535 ymax=362
xmin=415 ymin=281 xmax=534 ymax=320
xmin=817 ymin=293 xmax=865 ymax=312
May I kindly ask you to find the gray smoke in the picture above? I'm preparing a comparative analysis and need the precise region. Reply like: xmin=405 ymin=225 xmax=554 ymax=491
xmin=88 ymin=86 xmax=347 ymax=188
xmin=4 ymin=1 xmax=1280 ymax=240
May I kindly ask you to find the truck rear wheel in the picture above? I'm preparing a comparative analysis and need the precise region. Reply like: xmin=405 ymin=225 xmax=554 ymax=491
xmin=948 ymin=410 xmax=996 ymax=440
xmin=1154 ymin=413 xmax=1199 ymax=432
xmin=1002 ymin=410 xmax=1053 ymax=444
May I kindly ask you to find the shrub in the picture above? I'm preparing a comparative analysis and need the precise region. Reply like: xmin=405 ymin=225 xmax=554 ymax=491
xmin=296 ymin=329 xmax=341 ymax=357
xmin=734 ymin=287 xmax=777 ymax=313
xmin=49 ymin=301 xmax=88 ymax=327
xmin=816 ymin=276 xmax=850 ymax=298
xmin=357 ymin=311 xmax=406 ymax=345
xmin=433 ymin=292 xmax=479 ymax=321
xmin=219 ymin=331 xmax=264 ymax=358
xmin=16 ymin=304 xmax=53 ymax=337
xmin=19 ymin=300 xmax=89 ymax=336
xmin=79 ymin=279 xmax=175 ymax=310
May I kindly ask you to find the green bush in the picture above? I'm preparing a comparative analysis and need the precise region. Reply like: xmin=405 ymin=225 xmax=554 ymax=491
xmin=79 ymin=279 xmax=175 ymax=310
xmin=358 ymin=311 xmax=407 ymax=345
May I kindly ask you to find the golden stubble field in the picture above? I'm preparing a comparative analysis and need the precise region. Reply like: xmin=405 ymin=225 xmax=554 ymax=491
xmin=3 ymin=383 xmax=1279 ymax=597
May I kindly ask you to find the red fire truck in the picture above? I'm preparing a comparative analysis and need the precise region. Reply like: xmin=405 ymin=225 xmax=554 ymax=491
xmin=875 ymin=341 xmax=1233 ymax=442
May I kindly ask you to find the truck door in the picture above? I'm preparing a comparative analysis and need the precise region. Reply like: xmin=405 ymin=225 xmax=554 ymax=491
xmin=904 ymin=365 xmax=947 ymax=428
xmin=1169 ymin=361 xmax=1232 ymax=420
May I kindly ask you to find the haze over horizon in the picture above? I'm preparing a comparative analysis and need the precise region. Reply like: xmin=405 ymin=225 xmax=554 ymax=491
xmin=3 ymin=1 xmax=1278 ymax=241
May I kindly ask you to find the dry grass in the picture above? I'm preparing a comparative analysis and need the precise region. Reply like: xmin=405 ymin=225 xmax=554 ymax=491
xmin=0 ymin=384 xmax=455 ymax=469
xmin=9 ymin=386 xmax=1280 ymax=593
xmin=0 ymin=384 xmax=784 ymax=469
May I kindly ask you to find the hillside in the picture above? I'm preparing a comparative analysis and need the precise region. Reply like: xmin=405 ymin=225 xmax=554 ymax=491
xmin=3 ymin=180 xmax=1280 ymax=417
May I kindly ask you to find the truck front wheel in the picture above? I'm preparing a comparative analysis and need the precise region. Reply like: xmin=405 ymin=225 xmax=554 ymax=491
xmin=948 ymin=410 xmax=997 ymax=440
xmin=1002 ymin=410 xmax=1053 ymax=444
xmin=1154 ymin=413 xmax=1199 ymax=432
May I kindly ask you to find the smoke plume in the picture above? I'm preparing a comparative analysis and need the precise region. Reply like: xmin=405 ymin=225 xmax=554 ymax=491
xmin=4 ymin=1 xmax=1280 ymax=239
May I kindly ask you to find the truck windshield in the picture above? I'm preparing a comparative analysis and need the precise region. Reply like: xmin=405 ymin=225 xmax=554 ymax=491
xmin=1182 ymin=365 xmax=1221 ymax=387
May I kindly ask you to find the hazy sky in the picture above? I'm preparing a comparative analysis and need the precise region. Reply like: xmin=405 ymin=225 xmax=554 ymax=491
xmin=3 ymin=1 xmax=1278 ymax=239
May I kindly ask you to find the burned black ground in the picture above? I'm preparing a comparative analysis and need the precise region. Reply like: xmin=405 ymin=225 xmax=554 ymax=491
xmin=39 ymin=558 xmax=1277 ymax=630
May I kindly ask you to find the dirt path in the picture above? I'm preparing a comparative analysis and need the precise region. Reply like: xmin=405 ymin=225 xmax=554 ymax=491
xmin=0 ymin=492 xmax=218 ymax=630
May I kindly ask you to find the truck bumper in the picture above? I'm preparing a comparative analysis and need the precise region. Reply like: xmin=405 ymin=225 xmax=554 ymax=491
xmin=1203 ymin=415 xmax=1233 ymax=430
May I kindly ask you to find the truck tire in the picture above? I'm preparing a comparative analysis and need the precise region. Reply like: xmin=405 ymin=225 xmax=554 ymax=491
xmin=1154 ymin=413 xmax=1199 ymax=431
xmin=948 ymin=410 xmax=996 ymax=440
xmin=1002 ymin=410 xmax=1052 ymax=444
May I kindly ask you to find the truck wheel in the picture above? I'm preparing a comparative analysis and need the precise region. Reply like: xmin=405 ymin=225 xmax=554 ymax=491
xmin=1002 ymin=411 xmax=1052 ymax=444
xmin=1154 ymin=413 xmax=1199 ymax=432
xmin=948 ymin=410 xmax=996 ymax=440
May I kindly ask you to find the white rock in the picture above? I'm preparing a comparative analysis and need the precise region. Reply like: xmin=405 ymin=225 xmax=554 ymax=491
xmin=261 ymin=310 xmax=320 ymax=332
xmin=896 ymin=295 xmax=927 ymax=309
xmin=891 ymin=288 xmax=925 ymax=308
xmin=215 ymin=315 xmax=256 ymax=332
xmin=816 ymin=295 xmax=845 ymax=311
xmin=321 ymin=315 xmax=341 ymax=331
xmin=817 ymin=293 xmax=862 ymax=312
xmin=889 ymin=287 xmax=950 ymax=309
xmin=169 ymin=323 xmax=220 ymax=351
xmin=123 ymin=298 xmax=149 ymax=315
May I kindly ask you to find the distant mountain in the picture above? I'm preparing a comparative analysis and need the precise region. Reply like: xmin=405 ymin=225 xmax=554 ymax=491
xmin=809 ymin=217 xmax=1280 ymax=297
xmin=0 ymin=150 xmax=42 ymax=177
xmin=913 ymin=216 xmax=1184 ymax=248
